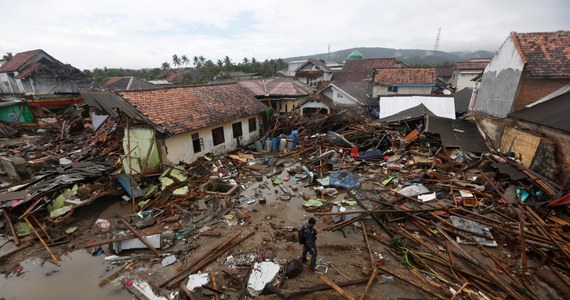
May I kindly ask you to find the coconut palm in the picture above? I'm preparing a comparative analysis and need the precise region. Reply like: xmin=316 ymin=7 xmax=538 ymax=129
xmin=172 ymin=54 xmax=181 ymax=67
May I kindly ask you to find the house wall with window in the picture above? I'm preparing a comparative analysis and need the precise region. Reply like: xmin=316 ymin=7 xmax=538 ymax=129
xmin=373 ymin=85 xmax=432 ymax=96
xmin=164 ymin=115 xmax=260 ymax=164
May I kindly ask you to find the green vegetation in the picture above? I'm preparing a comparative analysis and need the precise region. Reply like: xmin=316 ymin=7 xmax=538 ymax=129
xmin=84 ymin=55 xmax=287 ymax=84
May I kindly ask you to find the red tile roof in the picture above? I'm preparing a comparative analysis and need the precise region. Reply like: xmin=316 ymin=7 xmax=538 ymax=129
xmin=334 ymin=58 xmax=400 ymax=82
xmin=119 ymin=83 xmax=268 ymax=135
xmin=512 ymin=31 xmax=570 ymax=77
xmin=455 ymin=60 xmax=489 ymax=71
xmin=0 ymin=49 xmax=44 ymax=73
xmin=15 ymin=62 xmax=41 ymax=79
xmin=373 ymin=67 xmax=436 ymax=85
xmin=238 ymin=78 xmax=315 ymax=97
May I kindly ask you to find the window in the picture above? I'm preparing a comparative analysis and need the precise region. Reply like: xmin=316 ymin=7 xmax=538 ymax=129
xmin=248 ymin=117 xmax=257 ymax=132
xmin=388 ymin=85 xmax=399 ymax=93
xmin=336 ymin=93 xmax=344 ymax=98
xmin=212 ymin=127 xmax=225 ymax=146
xmin=232 ymin=122 xmax=243 ymax=139
xmin=284 ymin=104 xmax=288 ymax=112
xmin=192 ymin=133 xmax=203 ymax=153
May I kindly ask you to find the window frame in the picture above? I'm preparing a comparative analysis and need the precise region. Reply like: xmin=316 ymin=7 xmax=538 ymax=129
xmin=212 ymin=126 xmax=225 ymax=146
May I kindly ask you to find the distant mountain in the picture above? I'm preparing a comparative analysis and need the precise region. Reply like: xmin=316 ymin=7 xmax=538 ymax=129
xmin=283 ymin=47 xmax=494 ymax=66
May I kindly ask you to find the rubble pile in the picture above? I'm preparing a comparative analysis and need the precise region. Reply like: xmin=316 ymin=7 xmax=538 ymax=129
xmin=1 ymin=109 xmax=569 ymax=300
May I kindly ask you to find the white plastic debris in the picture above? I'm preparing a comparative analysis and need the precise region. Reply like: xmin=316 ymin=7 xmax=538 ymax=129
xmin=186 ymin=272 xmax=210 ymax=291
xmin=247 ymin=261 xmax=280 ymax=297
xmin=133 ymin=281 xmax=168 ymax=300
xmin=397 ymin=184 xmax=430 ymax=197
xmin=417 ymin=192 xmax=437 ymax=202
xmin=161 ymin=255 xmax=177 ymax=267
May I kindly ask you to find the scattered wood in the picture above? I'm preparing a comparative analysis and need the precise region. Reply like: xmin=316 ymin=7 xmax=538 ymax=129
xmin=318 ymin=274 xmax=356 ymax=300
xmin=119 ymin=217 xmax=161 ymax=257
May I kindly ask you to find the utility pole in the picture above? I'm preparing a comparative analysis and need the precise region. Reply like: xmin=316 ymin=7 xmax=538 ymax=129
xmin=433 ymin=28 xmax=442 ymax=52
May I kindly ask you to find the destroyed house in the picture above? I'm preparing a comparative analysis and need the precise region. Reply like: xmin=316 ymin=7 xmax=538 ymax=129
xmin=238 ymin=78 xmax=315 ymax=114
xmin=0 ymin=49 xmax=88 ymax=97
xmin=82 ymin=83 xmax=268 ymax=173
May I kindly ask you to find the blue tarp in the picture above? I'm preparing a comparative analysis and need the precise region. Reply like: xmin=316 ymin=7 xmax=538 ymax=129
xmin=117 ymin=174 xmax=145 ymax=198
xmin=330 ymin=171 xmax=360 ymax=190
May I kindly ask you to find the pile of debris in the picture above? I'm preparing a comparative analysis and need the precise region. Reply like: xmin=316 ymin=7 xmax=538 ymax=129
xmin=1 ymin=108 xmax=569 ymax=300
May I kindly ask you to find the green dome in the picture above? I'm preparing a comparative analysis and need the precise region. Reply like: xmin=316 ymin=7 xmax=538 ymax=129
xmin=347 ymin=50 xmax=364 ymax=60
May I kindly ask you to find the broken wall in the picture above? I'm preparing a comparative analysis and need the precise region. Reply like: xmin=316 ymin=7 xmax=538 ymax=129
xmin=499 ymin=127 xmax=541 ymax=167
xmin=123 ymin=126 xmax=161 ymax=175
xmin=473 ymin=35 xmax=524 ymax=118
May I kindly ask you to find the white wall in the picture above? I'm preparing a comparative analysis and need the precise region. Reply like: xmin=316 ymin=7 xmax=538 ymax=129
xmin=164 ymin=115 xmax=260 ymax=164
xmin=300 ymin=100 xmax=330 ymax=115
xmin=330 ymin=85 xmax=361 ymax=105
xmin=473 ymin=35 xmax=525 ymax=118
xmin=379 ymin=96 xmax=456 ymax=119
xmin=456 ymin=72 xmax=479 ymax=91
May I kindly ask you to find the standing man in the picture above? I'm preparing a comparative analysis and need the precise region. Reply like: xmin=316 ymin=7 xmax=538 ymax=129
xmin=300 ymin=217 xmax=317 ymax=272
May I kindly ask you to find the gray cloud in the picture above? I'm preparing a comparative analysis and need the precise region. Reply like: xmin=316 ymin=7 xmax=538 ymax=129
xmin=0 ymin=0 xmax=568 ymax=69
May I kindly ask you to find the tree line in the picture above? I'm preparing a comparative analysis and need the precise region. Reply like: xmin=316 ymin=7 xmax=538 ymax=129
xmin=82 ymin=55 xmax=287 ymax=84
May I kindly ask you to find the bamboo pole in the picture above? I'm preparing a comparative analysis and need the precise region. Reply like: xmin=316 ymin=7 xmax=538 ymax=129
xmin=211 ymin=271 xmax=220 ymax=300
xmin=24 ymin=216 xmax=60 ymax=266
xmin=359 ymin=267 xmax=378 ymax=300
xmin=180 ymin=283 xmax=196 ymax=300
xmin=318 ymin=274 xmax=356 ymax=300
xmin=2 ymin=209 xmax=20 ymax=246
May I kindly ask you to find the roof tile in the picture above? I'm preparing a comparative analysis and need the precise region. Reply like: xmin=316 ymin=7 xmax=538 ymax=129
xmin=512 ymin=31 xmax=570 ymax=77
xmin=119 ymin=83 xmax=268 ymax=135
xmin=373 ymin=67 xmax=436 ymax=85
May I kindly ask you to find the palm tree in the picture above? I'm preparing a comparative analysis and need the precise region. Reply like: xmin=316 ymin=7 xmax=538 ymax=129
xmin=172 ymin=54 xmax=181 ymax=67
xmin=181 ymin=55 xmax=190 ymax=67
xmin=2 ymin=52 xmax=12 ymax=61
xmin=193 ymin=56 xmax=199 ymax=67
xmin=161 ymin=62 xmax=170 ymax=70
xmin=242 ymin=57 xmax=249 ymax=65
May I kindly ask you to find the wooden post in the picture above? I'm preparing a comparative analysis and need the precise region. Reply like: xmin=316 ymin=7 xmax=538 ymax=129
xmin=362 ymin=223 xmax=375 ymax=269
xmin=126 ymin=120 xmax=136 ymax=213
xmin=31 ymin=214 xmax=52 ymax=242
xmin=24 ymin=216 xmax=60 ymax=266
xmin=318 ymin=274 xmax=356 ymax=300
xmin=180 ymin=283 xmax=196 ymax=300
xmin=520 ymin=223 xmax=527 ymax=274
xmin=2 ymin=209 xmax=20 ymax=246
xmin=359 ymin=267 xmax=378 ymax=300
xmin=119 ymin=217 xmax=161 ymax=257
xmin=211 ymin=271 xmax=220 ymax=300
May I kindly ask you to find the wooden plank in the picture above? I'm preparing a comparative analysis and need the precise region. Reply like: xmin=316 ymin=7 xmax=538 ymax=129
xmin=359 ymin=267 xmax=378 ymax=300
xmin=211 ymin=271 xmax=220 ymax=300
xmin=318 ymin=274 xmax=356 ymax=300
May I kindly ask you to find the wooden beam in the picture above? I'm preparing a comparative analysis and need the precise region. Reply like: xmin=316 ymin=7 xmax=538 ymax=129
xmin=211 ymin=271 xmax=220 ymax=300
xmin=2 ymin=209 xmax=20 ymax=246
xmin=318 ymin=274 xmax=356 ymax=300
xmin=179 ymin=283 xmax=196 ymax=300
xmin=359 ymin=267 xmax=378 ymax=300
xmin=119 ymin=217 xmax=161 ymax=257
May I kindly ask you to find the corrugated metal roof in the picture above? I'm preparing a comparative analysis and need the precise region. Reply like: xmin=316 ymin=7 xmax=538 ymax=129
xmin=509 ymin=84 xmax=570 ymax=132
xmin=425 ymin=115 xmax=487 ymax=153
xmin=379 ymin=95 xmax=455 ymax=119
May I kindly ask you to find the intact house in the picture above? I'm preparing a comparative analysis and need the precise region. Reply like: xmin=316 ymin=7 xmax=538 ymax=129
xmin=303 ymin=58 xmax=404 ymax=116
xmin=294 ymin=59 xmax=334 ymax=87
xmin=0 ymin=49 xmax=89 ymax=109
xmin=238 ymin=78 xmax=315 ymax=114
xmin=372 ymin=67 xmax=455 ymax=120
xmin=82 ymin=83 xmax=269 ymax=173
xmin=471 ymin=30 xmax=570 ymax=188
xmin=451 ymin=58 xmax=490 ymax=91
xmin=148 ymin=68 xmax=193 ymax=85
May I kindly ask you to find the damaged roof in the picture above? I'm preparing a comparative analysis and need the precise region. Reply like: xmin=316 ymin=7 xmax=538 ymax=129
xmin=509 ymin=84 xmax=570 ymax=133
xmin=455 ymin=59 xmax=490 ymax=71
xmin=425 ymin=115 xmax=487 ymax=153
xmin=373 ymin=67 xmax=436 ymax=86
xmin=0 ymin=49 xmax=45 ymax=73
xmin=238 ymin=78 xmax=315 ymax=97
xmin=98 ymin=77 xmax=157 ymax=91
xmin=377 ymin=103 xmax=436 ymax=123
xmin=512 ymin=31 xmax=570 ymax=78
xmin=454 ymin=88 xmax=473 ymax=115
xmin=118 ymin=83 xmax=268 ymax=135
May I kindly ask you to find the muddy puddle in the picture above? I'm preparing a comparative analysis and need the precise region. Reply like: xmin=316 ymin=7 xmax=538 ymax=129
xmin=0 ymin=250 xmax=131 ymax=300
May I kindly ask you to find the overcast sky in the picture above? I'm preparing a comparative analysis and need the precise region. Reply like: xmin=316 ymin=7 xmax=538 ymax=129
xmin=0 ymin=0 xmax=568 ymax=69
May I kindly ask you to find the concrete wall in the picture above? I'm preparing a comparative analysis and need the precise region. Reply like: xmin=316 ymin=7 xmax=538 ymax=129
xmin=379 ymin=96 xmax=456 ymax=119
xmin=164 ymin=115 xmax=260 ymax=164
xmin=455 ymin=72 xmax=480 ymax=91
xmin=372 ymin=85 xmax=432 ymax=97
xmin=473 ymin=36 xmax=524 ymax=118
xmin=0 ymin=73 xmax=19 ymax=93
xmin=330 ymin=85 xmax=361 ymax=106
